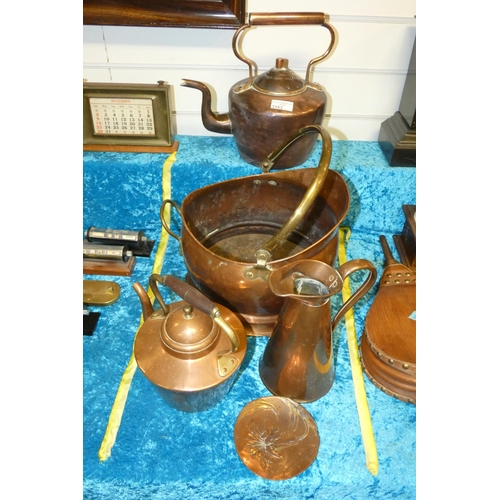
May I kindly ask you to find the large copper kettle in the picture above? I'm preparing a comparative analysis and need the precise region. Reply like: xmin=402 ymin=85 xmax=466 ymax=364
xmin=133 ymin=274 xmax=247 ymax=412
xmin=181 ymin=12 xmax=335 ymax=170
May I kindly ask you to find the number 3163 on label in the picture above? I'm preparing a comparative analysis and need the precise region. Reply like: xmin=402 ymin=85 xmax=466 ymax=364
xmin=89 ymin=97 xmax=156 ymax=136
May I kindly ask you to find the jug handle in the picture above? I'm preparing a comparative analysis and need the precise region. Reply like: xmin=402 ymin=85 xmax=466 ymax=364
xmin=149 ymin=273 xmax=240 ymax=353
xmin=255 ymin=124 xmax=332 ymax=268
xmin=331 ymin=259 xmax=378 ymax=333
xmin=232 ymin=12 xmax=335 ymax=88
xmin=160 ymin=199 xmax=183 ymax=254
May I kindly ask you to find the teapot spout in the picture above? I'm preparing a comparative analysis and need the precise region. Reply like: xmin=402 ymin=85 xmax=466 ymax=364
xmin=181 ymin=79 xmax=232 ymax=134
xmin=132 ymin=282 xmax=154 ymax=321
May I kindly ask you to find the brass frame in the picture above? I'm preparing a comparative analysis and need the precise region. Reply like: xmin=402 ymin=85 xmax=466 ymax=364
xmin=83 ymin=82 xmax=174 ymax=148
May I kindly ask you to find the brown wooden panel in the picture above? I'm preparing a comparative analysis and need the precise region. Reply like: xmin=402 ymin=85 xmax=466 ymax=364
xmin=83 ymin=257 xmax=137 ymax=277
xmin=83 ymin=0 xmax=246 ymax=29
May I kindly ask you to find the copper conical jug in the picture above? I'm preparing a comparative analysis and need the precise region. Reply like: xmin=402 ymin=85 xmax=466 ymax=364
xmin=259 ymin=259 xmax=377 ymax=403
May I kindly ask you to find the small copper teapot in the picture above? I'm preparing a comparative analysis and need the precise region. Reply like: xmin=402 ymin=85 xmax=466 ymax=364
xmin=259 ymin=259 xmax=377 ymax=403
xmin=133 ymin=274 xmax=247 ymax=412
xmin=182 ymin=12 xmax=335 ymax=170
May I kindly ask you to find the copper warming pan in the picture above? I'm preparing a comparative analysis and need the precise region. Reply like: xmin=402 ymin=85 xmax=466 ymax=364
xmin=162 ymin=125 xmax=350 ymax=336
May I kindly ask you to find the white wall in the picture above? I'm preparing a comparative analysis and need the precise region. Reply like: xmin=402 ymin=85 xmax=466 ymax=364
xmin=83 ymin=0 xmax=416 ymax=141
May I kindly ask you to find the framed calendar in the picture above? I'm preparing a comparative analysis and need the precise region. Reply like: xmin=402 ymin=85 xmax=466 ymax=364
xmin=83 ymin=81 xmax=178 ymax=153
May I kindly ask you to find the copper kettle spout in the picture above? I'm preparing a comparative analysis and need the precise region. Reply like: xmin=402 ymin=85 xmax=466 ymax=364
xmin=181 ymin=79 xmax=232 ymax=134
xmin=132 ymin=282 xmax=155 ymax=321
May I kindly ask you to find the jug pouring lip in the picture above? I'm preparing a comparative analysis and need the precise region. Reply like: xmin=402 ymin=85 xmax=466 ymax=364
xmin=268 ymin=259 xmax=343 ymax=299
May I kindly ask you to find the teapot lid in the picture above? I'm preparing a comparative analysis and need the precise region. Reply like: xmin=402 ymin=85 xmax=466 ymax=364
xmin=161 ymin=304 xmax=219 ymax=356
xmin=134 ymin=301 xmax=247 ymax=393
xmin=253 ymin=58 xmax=306 ymax=94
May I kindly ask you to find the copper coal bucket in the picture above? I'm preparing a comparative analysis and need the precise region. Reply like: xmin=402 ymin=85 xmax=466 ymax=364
xmin=161 ymin=125 xmax=350 ymax=336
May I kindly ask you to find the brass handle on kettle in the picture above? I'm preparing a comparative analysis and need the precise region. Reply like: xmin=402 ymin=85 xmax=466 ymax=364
xmin=254 ymin=124 xmax=332 ymax=267
xmin=232 ymin=12 xmax=335 ymax=87
xmin=149 ymin=274 xmax=240 ymax=352
xmin=249 ymin=12 xmax=327 ymax=25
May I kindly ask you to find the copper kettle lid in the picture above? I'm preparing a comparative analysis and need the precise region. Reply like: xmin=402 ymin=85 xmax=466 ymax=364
xmin=161 ymin=303 xmax=218 ymax=356
xmin=253 ymin=58 xmax=306 ymax=94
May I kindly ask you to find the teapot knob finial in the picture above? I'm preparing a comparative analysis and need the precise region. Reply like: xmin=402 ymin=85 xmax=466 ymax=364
xmin=275 ymin=58 xmax=289 ymax=69
xmin=183 ymin=305 xmax=194 ymax=319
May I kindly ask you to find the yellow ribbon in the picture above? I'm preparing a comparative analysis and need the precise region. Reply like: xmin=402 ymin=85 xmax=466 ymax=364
xmin=97 ymin=152 xmax=177 ymax=461
xmin=338 ymin=227 xmax=379 ymax=476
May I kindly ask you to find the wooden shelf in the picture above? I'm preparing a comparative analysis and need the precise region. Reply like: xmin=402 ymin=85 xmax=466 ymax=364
xmin=84 ymin=140 xmax=179 ymax=154
xmin=83 ymin=257 xmax=136 ymax=277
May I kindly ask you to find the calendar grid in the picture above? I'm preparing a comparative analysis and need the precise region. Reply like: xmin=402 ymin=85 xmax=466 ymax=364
xmin=89 ymin=98 xmax=156 ymax=136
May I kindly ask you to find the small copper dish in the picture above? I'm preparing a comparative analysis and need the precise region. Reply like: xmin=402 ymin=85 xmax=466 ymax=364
xmin=233 ymin=396 xmax=320 ymax=480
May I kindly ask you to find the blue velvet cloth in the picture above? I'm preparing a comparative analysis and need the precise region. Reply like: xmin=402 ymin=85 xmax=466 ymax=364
xmin=83 ymin=135 xmax=416 ymax=499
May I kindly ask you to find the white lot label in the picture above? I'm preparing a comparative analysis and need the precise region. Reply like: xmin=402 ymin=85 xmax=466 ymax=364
xmin=270 ymin=99 xmax=294 ymax=112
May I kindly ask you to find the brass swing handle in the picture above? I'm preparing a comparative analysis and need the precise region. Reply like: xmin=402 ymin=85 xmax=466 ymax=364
xmin=255 ymin=124 xmax=332 ymax=267
xmin=232 ymin=12 xmax=335 ymax=87
xmin=149 ymin=274 xmax=240 ymax=352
